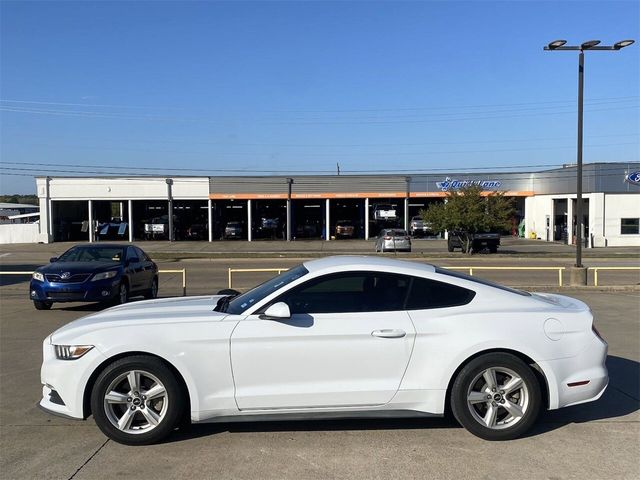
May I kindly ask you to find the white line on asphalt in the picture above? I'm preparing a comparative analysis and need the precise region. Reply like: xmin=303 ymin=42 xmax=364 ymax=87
xmin=0 ymin=253 xmax=11 ymax=258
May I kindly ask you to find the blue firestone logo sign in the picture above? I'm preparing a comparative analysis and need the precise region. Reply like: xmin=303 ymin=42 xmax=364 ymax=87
xmin=436 ymin=177 xmax=502 ymax=192
xmin=625 ymin=171 xmax=640 ymax=186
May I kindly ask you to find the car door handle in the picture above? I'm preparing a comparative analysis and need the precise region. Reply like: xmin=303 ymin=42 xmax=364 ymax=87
xmin=371 ymin=329 xmax=406 ymax=338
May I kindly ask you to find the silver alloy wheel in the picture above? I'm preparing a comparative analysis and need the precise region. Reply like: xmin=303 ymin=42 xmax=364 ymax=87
xmin=119 ymin=284 xmax=127 ymax=304
xmin=466 ymin=367 xmax=529 ymax=430
xmin=103 ymin=369 xmax=169 ymax=435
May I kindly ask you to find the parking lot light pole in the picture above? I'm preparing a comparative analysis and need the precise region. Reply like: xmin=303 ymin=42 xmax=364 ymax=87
xmin=286 ymin=178 xmax=293 ymax=241
xmin=166 ymin=178 xmax=174 ymax=242
xmin=544 ymin=39 xmax=634 ymax=274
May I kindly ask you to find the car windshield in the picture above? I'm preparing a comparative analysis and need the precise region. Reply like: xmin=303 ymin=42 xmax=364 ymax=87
xmin=57 ymin=246 xmax=125 ymax=263
xmin=377 ymin=204 xmax=393 ymax=210
xmin=389 ymin=230 xmax=408 ymax=236
xmin=223 ymin=264 xmax=309 ymax=315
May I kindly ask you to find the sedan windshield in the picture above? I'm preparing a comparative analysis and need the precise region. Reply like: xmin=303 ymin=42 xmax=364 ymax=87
xmin=57 ymin=247 xmax=125 ymax=263
xmin=223 ymin=264 xmax=309 ymax=315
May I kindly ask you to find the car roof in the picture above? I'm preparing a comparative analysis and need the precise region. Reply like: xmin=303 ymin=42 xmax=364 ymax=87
xmin=303 ymin=255 xmax=435 ymax=274
xmin=69 ymin=243 xmax=128 ymax=249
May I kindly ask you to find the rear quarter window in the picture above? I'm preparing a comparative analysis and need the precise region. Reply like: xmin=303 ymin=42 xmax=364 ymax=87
xmin=406 ymin=276 xmax=476 ymax=310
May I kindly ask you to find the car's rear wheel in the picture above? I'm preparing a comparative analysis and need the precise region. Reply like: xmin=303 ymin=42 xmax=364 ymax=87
xmin=451 ymin=353 xmax=541 ymax=440
xmin=144 ymin=277 xmax=158 ymax=299
xmin=91 ymin=355 xmax=185 ymax=445
xmin=34 ymin=300 xmax=53 ymax=310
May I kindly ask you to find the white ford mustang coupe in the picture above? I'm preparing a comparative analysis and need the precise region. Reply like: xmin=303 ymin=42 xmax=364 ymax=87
xmin=40 ymin=256 xmax=608 ymax=444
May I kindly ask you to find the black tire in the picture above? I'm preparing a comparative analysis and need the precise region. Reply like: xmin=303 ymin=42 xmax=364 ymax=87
xmin=91 ymin=355 xmax=186 ymax=445
xmin=34 ymin=300 xmax=53 ymax=310
xmin=489 ymin=246 xmax=498 ymax=254
xmin=144 ymin=277 xmax=158 ymax=300
xmin=450 ymin=353 xmax=541 ymax=441
xmin=114 ymin=281 xmax=129 ymax=305
xmin=447 ymin=242 xmax=454 ymax=252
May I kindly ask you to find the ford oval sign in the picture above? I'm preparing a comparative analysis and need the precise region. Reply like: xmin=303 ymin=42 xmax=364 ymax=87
xmin=626 ymin=171 xmax=640 ymax=186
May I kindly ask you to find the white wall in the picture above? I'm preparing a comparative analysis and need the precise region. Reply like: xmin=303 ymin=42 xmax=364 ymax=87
xmin=0 ymin=223 xmax=41 ymax=244
xmin=526 ymin=192 xmax=640 ymax=247
xmin=603 ymin=194 xmax=640 ymax=247
xmin=37 ymin=177 xmax=209 ymax=200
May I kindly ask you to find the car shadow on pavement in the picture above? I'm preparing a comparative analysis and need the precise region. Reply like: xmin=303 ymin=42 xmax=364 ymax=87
xmin=164 ymin=355 xmax=639 ymax=444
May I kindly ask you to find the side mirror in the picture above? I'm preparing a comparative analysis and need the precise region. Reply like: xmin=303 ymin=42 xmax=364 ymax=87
xmin=260 ymin=302 xmax=291 ymax=321
xmin=49 ymin=257 xmax=58 ymax=263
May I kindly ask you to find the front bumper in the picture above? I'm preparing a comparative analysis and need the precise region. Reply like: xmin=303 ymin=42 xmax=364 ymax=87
xmin=30 ymin=277 xmax=121 ymax=303
xmin=39 ymin=338 xmax=107 ymax=419
xmin=539 ymin=335 xmax=609 ymax=410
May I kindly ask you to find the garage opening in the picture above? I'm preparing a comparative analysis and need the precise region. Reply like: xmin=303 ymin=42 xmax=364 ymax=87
xmin=251 ymin=200 xmax=287 ymax=240
xmin=330 ymin=199 xmax=365 ymax=239
xmin=173 ymin=200 xmax=209 ymax=240
xmin=51 ymin=201 xmax=89 ymax=242
xmin=132 ymin=200 xmax=169 ymax=241
xmin=92 ymin=200 xmax=129 ymax=241
xmin=292 ymin=200 xmax=325 ymax=239
xmin=368 ymin=198 xmax=404 ymax=238
xmin=215 ymin=200 xmax=248 ymax=240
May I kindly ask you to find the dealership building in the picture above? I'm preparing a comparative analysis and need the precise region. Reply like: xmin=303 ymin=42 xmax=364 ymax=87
xmin=33 ymin=162 xmax=639 ymax=247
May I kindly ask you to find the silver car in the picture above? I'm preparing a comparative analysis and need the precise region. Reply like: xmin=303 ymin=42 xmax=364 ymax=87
xmin=375 ymin=229 xmax=412 ymax=252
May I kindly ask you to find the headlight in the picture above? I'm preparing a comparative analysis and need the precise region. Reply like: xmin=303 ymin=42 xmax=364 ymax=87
xmin=32 ymin=272 xmax=44 ymax=282
xmin=54 ymin=345 xmax=94 ymax=360
xmin=91 ymin=271 xmax=118 ymax=282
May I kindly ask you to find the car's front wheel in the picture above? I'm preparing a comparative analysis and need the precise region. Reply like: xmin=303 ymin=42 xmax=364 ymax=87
xmin=33 ymin=300 xmax=53 ymax=310
xmin=91 ymin=355 xmax=185 ymax=445
xmin=451 ymin=353 xmax=541 ymax=440
xmin=114 ymin=282 xmax=129 ymax=305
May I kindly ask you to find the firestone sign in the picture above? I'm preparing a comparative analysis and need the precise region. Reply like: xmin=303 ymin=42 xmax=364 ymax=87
xmin=435 ymin=177 xmax=502 ymax=192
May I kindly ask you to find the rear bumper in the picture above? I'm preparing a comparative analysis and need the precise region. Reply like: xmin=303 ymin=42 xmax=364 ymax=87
xmin=29 ymin=278 xmax=121 ymax=303
xmin=539 ymin=335 xmax=609 ymax=410
xmin=383 ymin=241 xmax=411 ymax=251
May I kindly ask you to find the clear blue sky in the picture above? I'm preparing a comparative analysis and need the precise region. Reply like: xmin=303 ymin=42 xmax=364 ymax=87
xmin=1 ymin=0 xmax=638 ymax=194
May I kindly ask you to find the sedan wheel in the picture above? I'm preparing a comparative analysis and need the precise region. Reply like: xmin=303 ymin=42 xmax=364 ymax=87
xmin=451 ymin=353 xmax=541 ymax=440
xmin=91 ymin=355 xmax=185 ymax=445
xmin=116 ymin=283 xmax=128 ymax=305
xmin=144 ymin=278 xmax=158 ymax=299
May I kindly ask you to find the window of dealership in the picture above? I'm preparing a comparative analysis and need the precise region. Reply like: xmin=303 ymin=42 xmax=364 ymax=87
xmin=35 ymin=162 xmax=639 ymax=247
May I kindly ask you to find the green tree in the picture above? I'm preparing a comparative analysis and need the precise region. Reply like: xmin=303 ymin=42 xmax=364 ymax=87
xmin=420 ymin=185 xmax=515 ymax=254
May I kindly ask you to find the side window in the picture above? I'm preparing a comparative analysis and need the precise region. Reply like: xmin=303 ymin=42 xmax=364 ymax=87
xmin=273 ymin=271 xmax=410 ymax=314
xmin=126 ymin=247 xmax=138 ymax=262
xmin=135 ymin=247 xmax=149 ymax=261
xmin=406 ymin=277 xmax=475 ymax=310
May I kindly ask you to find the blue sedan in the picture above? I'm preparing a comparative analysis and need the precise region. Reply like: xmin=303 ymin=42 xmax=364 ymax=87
xmin=30 ymin=244 xmax=158 ymax=310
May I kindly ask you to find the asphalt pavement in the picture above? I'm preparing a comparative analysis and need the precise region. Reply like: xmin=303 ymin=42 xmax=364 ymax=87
xmin=0 ymin=245 xmax=638 ymax=479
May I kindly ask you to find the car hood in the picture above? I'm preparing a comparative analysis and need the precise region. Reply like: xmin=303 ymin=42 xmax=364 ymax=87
xmin=50 ymin=295 xmax=227 ymax=344
xmin=38 ymin=261 xmax=121 ymax=274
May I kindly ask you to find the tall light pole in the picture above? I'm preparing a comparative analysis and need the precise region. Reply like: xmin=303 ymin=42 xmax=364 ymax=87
xmin=544 ymin=39 xmax=634 ymax=274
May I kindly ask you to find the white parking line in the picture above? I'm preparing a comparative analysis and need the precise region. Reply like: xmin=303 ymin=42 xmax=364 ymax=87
xmin=0 ymin=253 xmax=12 ymax=258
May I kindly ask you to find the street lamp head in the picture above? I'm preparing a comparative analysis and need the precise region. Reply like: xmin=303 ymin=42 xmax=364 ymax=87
xmin=547 ymin=39 xmax=567 ymax=49
xmin=614 ymin=39 xmax=635 ymax=49
xmin=581 ymin=40 xmax=601 ymax=49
